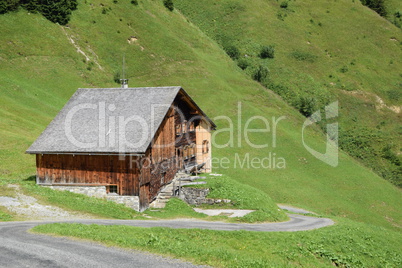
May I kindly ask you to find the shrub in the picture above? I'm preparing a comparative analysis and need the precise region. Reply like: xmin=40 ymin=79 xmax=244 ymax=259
xmin=360 ymin=0 xmax=387 ymax=17
xmin=163 ymin=0 xmax=174 ymax=11
xmin=280 ymin=1 xmax=288 ymax=9
xmin=339 ymin=66 xmax=349 ymax=73
xmin=131 ymin=0 xmax=138 ymax=5
xmin=86 ymin=61 xmax=94 ymax=71
xmin=113 ymin=72 xmax=121 ymax=84
xmin=290 ymin=50 xmax=317 ymax=62
xmin=259 ymin=45 xmax=275 ymax=59
xmin=21 ymin=0 xmax=78 ymax=25
xmin=252 ymin=65 xmax=269 ymax=82
xmin=382 ymin=145 xmax=401 ymax=166
xmin=387 ymin=87 xmax=401 ymax=102
xmin=223 ymin=44 xmax=240 ymax=59
xmin=237 ymin=58 xmax=249 ymax=70
xmin=392 ymin=11 xmax=402 ymax=28
xmin=265 ymin=81 xmax=294 ymax=103
xmin=296 ymin=96 xmax=317 ymax=117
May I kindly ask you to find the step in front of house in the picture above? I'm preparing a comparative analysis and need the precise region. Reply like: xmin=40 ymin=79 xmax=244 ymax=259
xmin=149 ymin=172 xmax=185 ymax=208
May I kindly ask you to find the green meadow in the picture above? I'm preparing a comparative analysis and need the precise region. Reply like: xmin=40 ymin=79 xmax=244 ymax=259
xmin=0 ymin=0 xmax=401 ymax=266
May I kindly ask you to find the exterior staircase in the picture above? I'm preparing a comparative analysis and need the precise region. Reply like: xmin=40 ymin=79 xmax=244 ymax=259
xmin=149 ymin=171 xmax=186 ymax=209
xmin=149 ymin=171 xmax=207 ymax=209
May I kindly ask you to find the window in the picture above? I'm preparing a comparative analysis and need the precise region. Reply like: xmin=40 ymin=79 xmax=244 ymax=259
xmin=190 ymin=143 xmax=196 ymax=157
xmin=161 ymin=172 xmax=166 ymax=185
xmin=175 ymin=124 xmax=181 ymax=136
xmin=107 ymin=185 xmax=118 ymax=194
xmin=189 ymin=121 xmax=195 ymax=132
xmin=202 ymin=140 xmax=209 ymax=154
xmin=182 ymin=120 xmax=187 ymax=134
xmin=183 ymin=145 xmax=189 ymax=159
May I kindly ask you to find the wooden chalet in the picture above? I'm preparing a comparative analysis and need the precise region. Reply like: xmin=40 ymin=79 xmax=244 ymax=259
xmin=26 ymin=86 xmax=216 ymax=210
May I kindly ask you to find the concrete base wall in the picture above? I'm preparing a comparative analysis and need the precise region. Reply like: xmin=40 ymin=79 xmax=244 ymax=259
xmin=44 ymin=185 xmax=140 ymax=212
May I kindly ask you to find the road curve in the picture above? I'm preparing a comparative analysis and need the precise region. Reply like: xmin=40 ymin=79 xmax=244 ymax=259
xmin=0 ymin=221 xmax=204 ymax=268
xmin=0 ymin=214 xmax=333 ymax=267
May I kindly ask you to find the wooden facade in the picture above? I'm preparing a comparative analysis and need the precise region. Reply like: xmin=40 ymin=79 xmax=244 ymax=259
xmin=30 ymin=87 xmax=215 ymax=210
xmin=36 ymin=154 xmax=140 ymax=196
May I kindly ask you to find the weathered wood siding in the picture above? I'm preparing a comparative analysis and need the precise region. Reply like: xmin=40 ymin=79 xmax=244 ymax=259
xmin=34 ymin=90 xmax=213 ymax=210
xmin=139 ymin=107 xmax=178 ymax=210
xmin=36 ymin=154 xmax=140 ymax=196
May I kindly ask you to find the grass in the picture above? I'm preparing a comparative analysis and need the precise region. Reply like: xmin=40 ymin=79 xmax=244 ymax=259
xmin=174 ymin=0 xmax=402 ymax=187
xmin=0 ymin=179 xmax=17 ymax=221
xmin=0 ymin=0 xmax=399 ymax=230
xmin=0 ymin=210 xmax=13 ymax=221
xmin=188 ymin=175 xmax=288 ymax=222
xmin=0 ymin=1 xmax=401 ymax=265
xmin=19 ymin=177 xmax=142 ymax=220
xmin=0 ymin=184 xmax=17 ymax=198
xmin=146 ymin=175 xmax=288 ymax=223
xmin=32 ymin=218 xmax=402 ymax=267
xmin=145 ymin=198 xmax=209 ymax=219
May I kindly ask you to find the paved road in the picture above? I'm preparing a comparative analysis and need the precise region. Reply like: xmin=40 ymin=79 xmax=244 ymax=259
xmin=0 ymin=221 xmax=203 ymax=268
xmin=0 ymin=214 xmax=334 ymax=267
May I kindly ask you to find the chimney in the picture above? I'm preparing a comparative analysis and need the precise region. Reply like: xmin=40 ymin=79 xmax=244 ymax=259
xmin=120 ymin=78 xmax=128 ymax=89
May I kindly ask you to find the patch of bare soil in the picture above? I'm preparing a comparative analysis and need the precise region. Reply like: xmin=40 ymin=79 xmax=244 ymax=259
xmin=341 ymin=90 xmax=401 ymax=113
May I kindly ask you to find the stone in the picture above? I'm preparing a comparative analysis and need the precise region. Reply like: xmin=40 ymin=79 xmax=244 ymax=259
xmin=44 ymin=185 xmax=140 ymax=211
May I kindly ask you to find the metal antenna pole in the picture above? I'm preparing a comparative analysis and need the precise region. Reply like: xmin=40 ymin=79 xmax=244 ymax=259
xmin=122 ymin=54 xmax=125 ymax=81
xmin=120 ymin=54 xmax=128 ymax=88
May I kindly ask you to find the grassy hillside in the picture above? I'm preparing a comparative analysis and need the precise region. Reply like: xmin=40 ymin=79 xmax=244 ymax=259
xmin=0 ymin=0 xmax=401 ymax=229
xmin=175 ymin=0 xmax=402 ymax=187
xmin=0 ymin=0 xmax=400 ymax=242
xmin=1 ymin=0 xmax=401 ymax=265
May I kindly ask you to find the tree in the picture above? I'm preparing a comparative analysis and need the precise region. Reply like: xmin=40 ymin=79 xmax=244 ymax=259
xmin=0 ymin=0 xmax=21 ymax=14
xmin=360 ymin=0 xmax=387 ymax=17
xmin=163 ymin=0 xmax=174 ymax=11
xmin=259 ymin=45 xmax=275 ymax=59
xmin=20 ymin=0 xmax=78 ymax=25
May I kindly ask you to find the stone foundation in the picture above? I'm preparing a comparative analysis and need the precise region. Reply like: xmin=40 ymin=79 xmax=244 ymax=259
xmin=45 ymin=186 xmax=107 ymax=199
xmin=106 ymin=195 xmax=140 ymax=211
xmin=179 ymin=187 xmax=232 ymax=206
xmin=179 ymin=187 xmax=209 ymax=205
xmin=44 ymin=185 xmax=140 ymax=211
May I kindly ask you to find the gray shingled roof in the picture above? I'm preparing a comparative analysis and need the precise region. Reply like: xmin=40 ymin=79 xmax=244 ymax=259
xmin=27 ymin=87 xmax=184 ymax=154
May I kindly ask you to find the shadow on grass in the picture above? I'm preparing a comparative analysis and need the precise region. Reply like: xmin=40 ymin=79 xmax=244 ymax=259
xmin=24 ymin=175 xmax=36 ymax=182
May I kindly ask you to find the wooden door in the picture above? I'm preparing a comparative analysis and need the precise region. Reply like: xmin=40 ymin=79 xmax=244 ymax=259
xmin=139 ymin=183 xmax=150 ymax=211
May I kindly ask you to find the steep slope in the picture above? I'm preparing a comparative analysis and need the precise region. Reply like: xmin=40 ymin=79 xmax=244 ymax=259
xmin=0 ymin=0 xmax=401 ymax=232
xmin=175 ymin=0 xmax=402 ymax=186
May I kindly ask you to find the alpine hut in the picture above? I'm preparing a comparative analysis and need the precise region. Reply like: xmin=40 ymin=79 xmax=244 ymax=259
xmin=26 ymin=86 xmax=216 ymax=211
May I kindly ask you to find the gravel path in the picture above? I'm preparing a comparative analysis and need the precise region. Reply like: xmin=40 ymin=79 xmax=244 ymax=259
xmin=0 ymin=185 xmax=91 ymax=221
